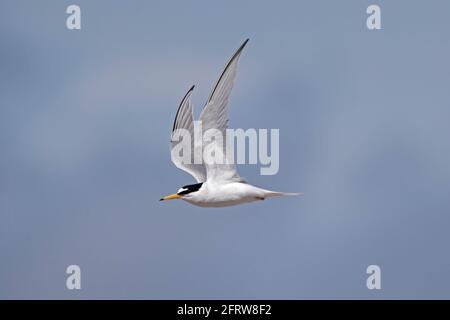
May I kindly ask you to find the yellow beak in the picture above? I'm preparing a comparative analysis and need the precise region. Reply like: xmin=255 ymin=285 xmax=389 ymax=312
xmin=160 ymin=193 xmax=181 ymax=201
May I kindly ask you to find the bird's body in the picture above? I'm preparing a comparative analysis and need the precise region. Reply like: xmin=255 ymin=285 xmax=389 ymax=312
xmin=181 ymin=181 xmax=298 ymax=208
xmin=160 ymin=39 xmax=301 ymax=207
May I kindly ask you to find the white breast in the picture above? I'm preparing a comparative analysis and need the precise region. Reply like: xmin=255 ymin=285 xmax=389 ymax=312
xmin=182 ymin=181 xmax=267 ymax=208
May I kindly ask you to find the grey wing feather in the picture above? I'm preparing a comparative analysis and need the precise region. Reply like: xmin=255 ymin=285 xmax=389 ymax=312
xmin=199 ymin=39 xmax=249 ymax=182
xmin=170 ymin=85 xmax=207 ymax=182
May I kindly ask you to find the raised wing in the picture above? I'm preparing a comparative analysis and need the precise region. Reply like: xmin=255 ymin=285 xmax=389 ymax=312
xmin=170 ymin=85 xmax=206 ymax=182
xmin=199 ymin=39 xmax=249 ymax=182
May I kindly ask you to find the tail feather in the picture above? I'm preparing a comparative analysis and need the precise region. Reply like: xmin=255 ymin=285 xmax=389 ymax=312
xmin=264 ymin=191 xmax=303 ymax=198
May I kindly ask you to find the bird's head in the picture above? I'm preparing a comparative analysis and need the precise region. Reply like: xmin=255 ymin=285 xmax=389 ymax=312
xmin=160 ymin=182 xmax=203 ymax=201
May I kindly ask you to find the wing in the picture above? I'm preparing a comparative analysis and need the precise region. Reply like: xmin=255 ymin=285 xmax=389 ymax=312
xmin=199 ymin=39 xmax=249 ymax=182
xmin=170 ymin=85 xmax=207 ymax=182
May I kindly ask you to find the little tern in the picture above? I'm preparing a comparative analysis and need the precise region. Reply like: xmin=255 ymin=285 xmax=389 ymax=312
xmin=160 ymin=39 xmax=301 ymax=207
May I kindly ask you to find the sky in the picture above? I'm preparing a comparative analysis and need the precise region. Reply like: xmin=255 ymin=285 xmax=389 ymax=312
xmin=1 ymin=0 xmax=450 ymax=299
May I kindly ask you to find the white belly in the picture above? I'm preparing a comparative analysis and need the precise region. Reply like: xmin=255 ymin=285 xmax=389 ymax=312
xmin=183 ymin=182 xmax=267 ymax=208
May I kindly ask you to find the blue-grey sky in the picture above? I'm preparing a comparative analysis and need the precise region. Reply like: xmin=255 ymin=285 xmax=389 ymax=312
xmin=1 ymin=0 xmax=450 ymax=299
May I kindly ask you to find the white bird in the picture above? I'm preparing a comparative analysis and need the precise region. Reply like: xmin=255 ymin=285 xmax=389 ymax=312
xmin=160 ymin=39 xmax=301 ymax=207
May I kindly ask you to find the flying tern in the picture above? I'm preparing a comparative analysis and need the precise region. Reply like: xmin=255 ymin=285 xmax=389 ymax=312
xmin=160 ymin=39 xmax=301 ymax=207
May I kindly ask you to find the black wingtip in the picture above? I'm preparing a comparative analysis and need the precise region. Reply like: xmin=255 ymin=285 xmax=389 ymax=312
xmin=205 ymin=38 xmax=250 ymax=105
xmin=238 ymin=38 xmax=249 ymax=53
xmin=172 ymin=85 xmax=195 ymax=132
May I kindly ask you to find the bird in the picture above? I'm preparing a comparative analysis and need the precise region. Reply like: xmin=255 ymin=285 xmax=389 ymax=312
xmin=160 ymin=39 xmax=302 ymax=207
